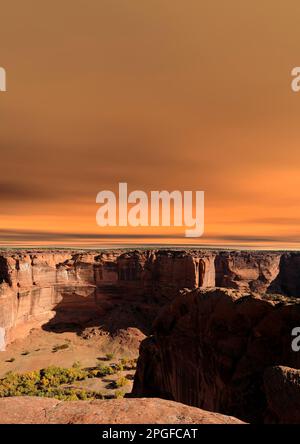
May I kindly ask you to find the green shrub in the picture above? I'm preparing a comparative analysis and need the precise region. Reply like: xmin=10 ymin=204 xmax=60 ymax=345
xmin=94 ymin=365 xmax=115 ymax=377
xmin=119 ymin=358 xmax=136 ymax=370
xmin=40 ymin=366 xmax=88 ymax=385
xmin=114 ymin=376 xmax=128 ymax=388
xmin=0 ymin=366 xmax=92 ymax=400
xmin=112 ymin=363 xmax=123 ymax=372
xmin=114 ymin=389 xmax=125 ymax=399
xmin=41 ymin=387 xmax=103 ymax=401
xmin=105 ymin=353 xmax=114 ymax=361
xmin=0 ymin=370 xmax=40 ymax=397
xmin=0 ymin=361 xmax=136 ymax=401
xmin=72 ymin=361 xmax=81 ymax=369
xmin=52 ymin=344 xmax=69 ymax=353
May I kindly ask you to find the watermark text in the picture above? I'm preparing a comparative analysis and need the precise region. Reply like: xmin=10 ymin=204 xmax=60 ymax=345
xmin=0 ymin=67 xmax=6 ymax=92
xmin=96 ymin=183 xmax=204 ymax=237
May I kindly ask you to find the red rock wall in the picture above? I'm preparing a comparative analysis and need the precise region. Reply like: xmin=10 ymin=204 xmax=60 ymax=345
xmin=1 ymin=249 xmax=300 ymax=352
xmin=0 ymin=249 xmax=215 ymax=350
xmin=132 ymin=288 xmax=300 ymax=423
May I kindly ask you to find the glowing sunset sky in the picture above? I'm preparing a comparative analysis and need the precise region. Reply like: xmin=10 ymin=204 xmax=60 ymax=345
xmin=1 ymin=1 xmax=300 ymax=248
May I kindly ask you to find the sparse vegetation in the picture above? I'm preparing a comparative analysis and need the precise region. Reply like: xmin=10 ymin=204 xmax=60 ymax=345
xmin=119 ymin=358 xmax=137 ymax=370
xmin=105 ymin=353 xmax=114 ymax=361
xmin=72 ymin=361 xmax=81 ymax=369
xmin=0 ymin=354 xmax=136 ymax=401
xmin=261 ymin=293 xmax=300 ymax=304
xmin=21 ymin=351 xmax=30 ymax=356
xmin=114 ymin=363 xmax=124 ymax=372
xmin=52 ymin=344 xmax=69 ymax=353
xmin=40 ymin=365 xmax=88 ymax=384
xmin=95 ymin=364 xmax=116 ymax=377
xmin=114 ymin=376 xmax=128 ymax=388
xmin=0 ymin=366 xmax=99 ymax=401
xmin=114 ymin=389 xmax=125 ymax=398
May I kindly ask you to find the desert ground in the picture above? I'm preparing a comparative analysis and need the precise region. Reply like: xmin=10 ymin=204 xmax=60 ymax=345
xmin=0 ymin=326 xmax=142 ymax=399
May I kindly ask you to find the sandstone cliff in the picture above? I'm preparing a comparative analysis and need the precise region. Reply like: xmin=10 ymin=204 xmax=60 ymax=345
xmin=132 ymin=288 xmax=300 ymax=423
xmin=264 ymin=365 xmax=300 ymax=423
xmin=0 ymin=249 xmax=215 ymax=350
xmin=1 ymin=249 xmax=300 ymax=351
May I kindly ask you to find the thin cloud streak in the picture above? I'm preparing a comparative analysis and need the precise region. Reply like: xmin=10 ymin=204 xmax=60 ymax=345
xmin=0 ymin=229 xmax=300 ymax=249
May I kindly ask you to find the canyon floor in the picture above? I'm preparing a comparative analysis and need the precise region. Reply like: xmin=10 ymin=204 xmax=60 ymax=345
xmin=0 ymin=326 xmax=142 ymax=398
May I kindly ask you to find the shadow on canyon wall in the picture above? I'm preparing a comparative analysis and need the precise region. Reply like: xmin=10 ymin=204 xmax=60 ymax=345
xmin=267 ymin=253 xmax=300 ymax=296
xmin=41 ymin=250 xmax=208 ymax=338
xmin=41 ymin=284 xmax=168 ymax=338
xmin=40 ymin=251 xmax=300 ymax=338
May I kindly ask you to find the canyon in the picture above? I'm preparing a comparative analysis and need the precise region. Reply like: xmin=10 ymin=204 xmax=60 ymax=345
xmin=1 ymin=248 xmax=298 ymax=351
xmin=1 ymin=248 xmax=300 ymax=423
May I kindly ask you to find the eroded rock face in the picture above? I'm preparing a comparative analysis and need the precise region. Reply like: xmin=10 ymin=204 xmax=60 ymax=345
xmin=215 ymin=251 xmax=281 ymax=293
xmin=1 ymin=249 xmax=300 ymax=352
xmin=264 ymin=366 xmax=300 ymax=423
xmin=267 ymin=253 xmax=300 ymax=296
xmin=132 ymin=288 xmax=300 ymax=423
xmin=0 ymin=396 xmax=245 ymax=424
xmin=0 ymin=249 xmax=216 ymax=350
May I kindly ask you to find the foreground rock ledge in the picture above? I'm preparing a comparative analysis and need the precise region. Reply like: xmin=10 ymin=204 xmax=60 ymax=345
xmin=0 ymin=397 xmax=244 ymax=424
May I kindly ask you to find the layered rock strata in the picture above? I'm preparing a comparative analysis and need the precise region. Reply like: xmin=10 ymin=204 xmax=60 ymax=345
xmin=132 ymin=288 xmax=300 ymax=423
xmin=1 ymin=249 xmax=300 ymax=352
xmin=0 ymin=249 xmax=215 ymax=350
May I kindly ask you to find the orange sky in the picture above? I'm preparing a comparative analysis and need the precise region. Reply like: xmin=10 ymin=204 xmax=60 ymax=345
xmin=1 ymin=1 xmax=300 ymax=249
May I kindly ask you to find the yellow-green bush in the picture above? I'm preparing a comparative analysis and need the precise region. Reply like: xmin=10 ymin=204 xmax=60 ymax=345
xmin=40 ymin=366 xmax=88 ymax=385
xmin=0 ymin=366 xmax=99 ymax=401
xmin=114 ymin=376 xmax=128 ymax=388
xmin=94 ymin=364 xmax=115 ymax=377
xmin=52 ymin=344 xmax=69 ymax=353
xmin=114 ymin=389 xmax=125 ymax=398
xmin=119 ymin=358 xmax=137 ymax=370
